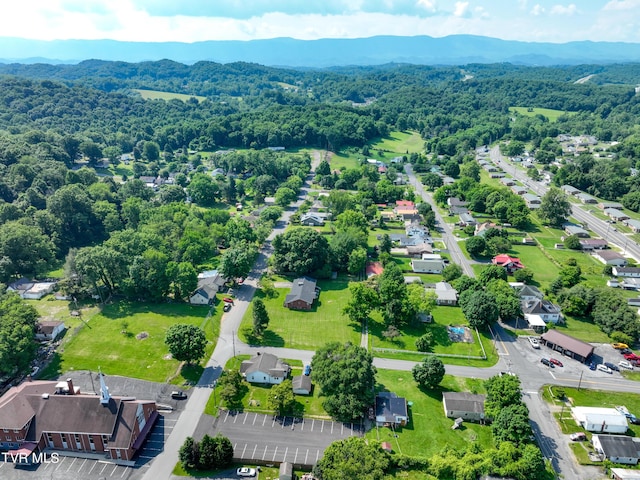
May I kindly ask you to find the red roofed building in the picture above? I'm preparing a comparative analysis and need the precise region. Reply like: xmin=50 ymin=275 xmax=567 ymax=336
xmin=396 ymin=200 xmax=415 ymax=207
xmin=366 ymin=262 xmax=384 ymax=278
xmin=492 ymin=254 xmax=525 ymax=274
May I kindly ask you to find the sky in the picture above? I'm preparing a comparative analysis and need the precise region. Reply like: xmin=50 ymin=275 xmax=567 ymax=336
xmin=1 ymin=0 xmax=640 ymax=44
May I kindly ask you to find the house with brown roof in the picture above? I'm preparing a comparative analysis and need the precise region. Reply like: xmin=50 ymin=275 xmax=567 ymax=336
xmin=0 ymin=375 xmax=157 ymax=464
xmin=578 ymin=238 xmax=608 ymax=250
xmin=540 ymin=330 xmax=594 ymax=363
xmin=35 ymin=321 xmax=66 ymax=342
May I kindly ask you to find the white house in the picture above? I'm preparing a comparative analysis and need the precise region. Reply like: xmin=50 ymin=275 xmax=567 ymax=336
xmin=593 ymin=250 xmax=628 ymax=266
xmin=426 ymin=282 xmax=458 ymax=306
xmin=240 ymin=353 xmax=290 ymax=385
xmin=189 ymin=285 xmax=217 ymax=305
xmin=521 ymin=298 xmax=562 ymax=328
xmin=572 ymin=407 xmax=628 ymax=434
xmin=35 ymin=321 xmax=66 ymax=341
xmin=593 ymin=435 xmax=640 ymax=465
xmin=7 ymin=279 xmax=57 ymax=300
xmin=613 ymin=267 xmax=640 ymax=278
xmin=411 ymin=259 xmax=445 ymax=274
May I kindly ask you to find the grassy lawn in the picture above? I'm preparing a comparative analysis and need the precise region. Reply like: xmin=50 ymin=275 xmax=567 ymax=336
xmin=26 ymin=297 xmax=101 ymax=334
xmin=367 ymin=369 xmax=492 ymax=457
xmin=239 ymin=279 xmax=361 ymax=350
xmin=40 ymin=301 xmax=219 ymax=384
xmin=509 ymin=107 xmax=574 ymax=122
xmin=371 ymin=131 xmax=424 ymax=155
xmin=327 ymin=150 xmax=361 ymax=170
xmin=135 ymin=88 xmax=207 ymax=102
xmin=173 ymin=463 xmax=308 ymax=478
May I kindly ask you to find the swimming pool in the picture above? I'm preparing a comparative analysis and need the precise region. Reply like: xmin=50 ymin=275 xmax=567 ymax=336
xmin=449 ymin=326 xmax=465 ymax=335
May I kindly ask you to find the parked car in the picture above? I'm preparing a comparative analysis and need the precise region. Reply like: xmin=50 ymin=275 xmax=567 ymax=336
xmin=223 ymin=303 xmax=232 ymax=312
xmin=549 ymin=358 xmax=563 ymax=367
xmin=540 ymin=358 xmax=553 ymax=367
xmin=615 ymin=406 xmax=639 ymax=424
xmin=570 ymin=432 xmax=587 ymax=441
xmin=237 ymin=467 xmax=256 ymax=477
xmin=620 ymin=348 xmax=633 ymax=355
xmin=171 ymin=391 xmax=187 ymax=399
xmin=529 ymin=337 xmax=540 ymax=349
xmin=223 ymin=297 xmax=234 ymax=304
xmin=612 ymin=342 xmax=629 ymax=350
xmin=303 ymin=364 xmax=312 ymax=376
xmin=624 ymin=353 xmax=640 ymax=361
xmin=604 ymin=362 xmax=620 ymax=372
xmin=597 ymin=364 xmax=613 ymax=374
xmin=619 ymin=360 xmax=634 ymax=370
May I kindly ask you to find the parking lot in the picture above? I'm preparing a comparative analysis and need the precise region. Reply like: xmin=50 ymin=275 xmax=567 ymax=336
xmin=200 ymin=411 xmax=364 ymax=467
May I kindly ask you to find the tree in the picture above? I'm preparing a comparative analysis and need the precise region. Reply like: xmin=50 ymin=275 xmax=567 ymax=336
xmin=217 ymin=370 xmax=244 ymax=408
xmin=465 ymin=236 xmax=487 ymax=257
xmin=343 ymin=281 xmax=379 ymax=324
xmin=442 ymin=263 xmax=463 ymax=282
xmin=314 ymin=437 xmax=390 ymax=480
xmin=165 ymin=324 xmax=207 ymax=364
xmin=513 ymin=268 xmax=534 ymax=283
xmin=421 ymin=173 xmax=443 ymax=190
xmin=412 ymin=356 xmax=445 ymax=389
xmin=0 ymin=292 xmax=38 ymax=376
xmin=492 ymin=403 xmax=533 ymax=445
xmin=126 ymin=249 xmax=171 ymax=301
xmin=461 ymin=290 xmax=499 ymax=329
xmin=273 ymin=228 xmax=329 ymax=275
xmin=275 ymin=186 xmax=297 ymax=206
xmin=347 ymin=247 xmax=367 ymax=275
xmin=197 ymin=434 xmax=234 ymax=470
xmin=219 ymin=241 xmax=256 ymax=281
xmin=179 ymin=437 xmax=199 ymax=470
xmin=592 ymin=288 xmax=640 ymax=339
xmin=252 ymin=298 xmax=270 ymax=337
xmin=415 ymin=332 xmax=434 ymax=352
xmin=171 ymin=262 xmax=198 ymax=301
xmin=0 ymin=222 xmax=56 ymax=282
xmin=143 ymin=141 xmax=160 ymax=161
xmin=187 ymin=173 xmax=219 ymax=206
xmin=564 ymin=234 xmax=581 ymax=250
xmin=268 ymin=379 xmax=296 ymax=415
xmin=335 ymin=210 xmax=368 ymax=237
xmin=259 ymin=206 xmax=283 ymax=223
xmin=537 ymin=187 xmax=571 ymax=227
xmin=558 ymin=264 xmax=582 ymax=288
xmin=378 ymin=262 xmax=414 ymax=326
xmin=311 ymin=342 xmax=376 ymax=421
xmin=484 ymin=374 xmax=522 ymax=420
xmin=378 ymin=234 xmax=392 ymax=254
xmin=479 ymin=264 xmax=508 ymax=284
xmin=407 ymin=283 xmax=436 ymax=319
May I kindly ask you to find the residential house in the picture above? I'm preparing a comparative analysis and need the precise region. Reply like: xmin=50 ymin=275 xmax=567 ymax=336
xmin=7 ymin=278 xmax=57 ymax=300
xmin=390 ymin=234 xmax=424 ymax=247
xmin=489 ymin=171 xmax=506 ymax=178
xmin=442 ymin=392 xmax=487 ymax=422
xmin=624 ymin=219 xmax=640 ymax=233
xmin=442 ymin=176 xmax=455 ymax=185
xmin=599 ymin=202 xmax=625 ymax=210
xmin=402 ymin=213 xmax=423 ymax=223
xmin=240 ymin=353 xmax=290 ymax=385
xmin=513 ymin=284 xmax=544 ymax=302
xmin=592 ymin=435 xmax=640 ymax=465
xmin=366 ymin=262 xmax=384 ymax=278
xmin=300 ymin=213 xmax=325 ymax=226
xmin=449 ymin=205 xmax=470 ymax=215
xmin=500 ymin=177 xmax=516 ymax=186
xmin=492 ymin=254 xmax=524 ymax=274
xmin=35 ymin=321 xmax=66 ymax=342
xmin=396 ymin=200 xmax=415 ymax=208
xmin=578 ymin=239 xmax=608 ymax=250
xmin=611 ymin=468 xmax=640 ymax=480
xmin=394 ymin=206 xmax=418 ymax=216
xmin=619 ymin=278 xmax=640 ymax=291
xmin=593 ymin=250 xmax=628 ymax=266
xmin=189 ymin=285 xmax=218 ymax=305
xmin=577 ymin=193 xmax=598 ymax=204
xmin=523 ymin=193 xmax=542 ymax=209
xmin=138 ymin=175 xmax=157 ymax=189
xmin=540 ymin=330 xmax=594 ymax=363
xmin=0 ymin=376 xmax=158 ymax=463
xmin=406 ymin=243 xmax=433 ymax=258
xmin=571 ymin=407 xmax=628 ymax=434
xmin=292 ymin=375 xmax=312 ymax=396
xmin=475 ymin=222 xmax=500 ymax=237
xmin=563 ymin=224 xmax=590 ymax=238
xmin=391 ymin=156 xmax=404 ymax=164
xmin=458 ymin=213 xmax=477 ymax=227
xmin=614 ymin=267 xmax=640 ymax=277
xmin=284 ymin=277 xmax=319 ymax=310
xmin=605 ymin=208 xmax=630 ymax=222
xmin=483 ymin=164 xmax=498 ymax=172
xmin=561 ymin=185 xmax=581 ymax=196
xmin=406 ymin=224 xmax=430 ymax=239
xmin=426 ymin=282 xmax=458 ymax=306
xmin=375 ymin=392 xmax=408 ymax=427
xmin=522 ymin=298 xmax=562 ymax=330
xmin=510 ymin=185 xmax=528 ymax=195
xmin=447 ymin=197 xmax=468 ymax=208
xmin=411 ymin=258 xmax=445 ymax=274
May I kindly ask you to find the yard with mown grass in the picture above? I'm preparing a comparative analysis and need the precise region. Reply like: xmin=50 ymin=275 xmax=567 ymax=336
xmin=367 ymin=369 xmax=492 ymax=457
xmin=39 ymin=300 xmax=219 ymax=384
xmin=239 ymin=278 xmax=361 ymax=350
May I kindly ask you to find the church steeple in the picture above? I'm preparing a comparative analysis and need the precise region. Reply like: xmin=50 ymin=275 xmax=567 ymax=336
xmin=99 ymin=367 xmax=111 ymax=405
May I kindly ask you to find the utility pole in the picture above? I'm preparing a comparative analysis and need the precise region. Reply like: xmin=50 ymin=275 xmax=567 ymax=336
xmin=578 ymin=371 xmax=583 ymax=391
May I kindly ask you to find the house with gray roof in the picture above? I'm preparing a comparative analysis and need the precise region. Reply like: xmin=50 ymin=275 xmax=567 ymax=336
xmin=541 ymin=330 xmax=593 ymax=363
xmin=561 ymin=185 xmax=581 ymax=196
xmin=599 ymin=202 xmax=624 ymax=210
xmin=284 ymin=277 xmax=319 ymax=310
xmin=614 ymin=267 xmax=640 ymax=278
xmin=523 ymin=193 xmax=542 ymax=209
xmin=592 ymin=435 xmax=640 ymax=464
xmin=375 ymin=392 xmax=408 ymax=427
xmin=625 ymin=219 xmax=640 ymax=233
xmin=292 ymin=375 xmax=312 ymax=395
xmin=241 ymin=353 xmax=290 ymax=385
xmin=511 ymin=185 xmax=528 ymax=195
xmin=411 ymin=258 xmax=445 ymax=274
xmin=593 ymin=250 xmax=628 ymax=266
xmin=458 ymin=212 xmax=477 ymax=226
xmin=522 ymin=298 xmax=562 ymax=330
xmin=500 ymin=177 xmax=516 ymax=186
xmin=577 ymin=193 xmax=597 ymax=204
xmin=442 ymin=392 xmax=487 ymax=422
xmin=300 ymin=212 xmax=325 ymax=226
xmin=605 ymin=208 xmax=630 ymax=222
xmin=513 ymin=284 xmax=544 ymax=301
xmin=563 ymin=224 xmax=590 ymax=238
xmin=426 ymin=282 xmax=458 ymax=305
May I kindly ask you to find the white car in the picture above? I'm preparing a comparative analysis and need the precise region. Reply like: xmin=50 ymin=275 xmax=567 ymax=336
xmin=237 ymin=467 xmax=256 ymax=477
xmin=528 ymin=337 xmax=540 ymax=349
xmin=596 ymin=364 xmax=612 ymax=374
xmin=619 ymin=360 xmax=634 ymax=370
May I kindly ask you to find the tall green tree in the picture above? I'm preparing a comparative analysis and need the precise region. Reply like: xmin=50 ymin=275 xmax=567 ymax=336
xmin=343 ymin=281 xmax=379 ymax=324
xmin=272 ymin=228 xmax=329 ymax=275
xmin=537 ymin=187 xmax=571 ymax=226
xmin=0 ymin=222 xmax=56 ymax=282
xmin=314 ymin=437 xmax=390 ymax=480
xmin=412 ymin=356 xmax=445 ymax=389
xmin=252 ymin=298 xmax=270 ymax=337
xmin=461 ymin=290 xmax=499 ymax=329
xmin=267 ymin=379 xmax=296 ymax=415
xmin=219 ymin=241 xmax=256 ymax=281
xmin=0 ymin=292 xmax=38 ymax=376
xmin=165 ymin=324 xmax=207 ymax=365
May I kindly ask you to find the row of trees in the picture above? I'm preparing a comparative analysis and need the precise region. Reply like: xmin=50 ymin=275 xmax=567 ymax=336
xmin=178 ymin=434 xmax=233 ymax=472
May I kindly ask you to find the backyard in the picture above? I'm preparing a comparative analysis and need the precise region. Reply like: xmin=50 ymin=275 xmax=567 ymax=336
xmin=39 ymin=300 xmax=220 ymax=384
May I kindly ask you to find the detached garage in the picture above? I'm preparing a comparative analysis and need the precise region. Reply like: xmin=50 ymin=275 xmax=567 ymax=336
xmin=540 ymin=330 xmax=594 ymax=363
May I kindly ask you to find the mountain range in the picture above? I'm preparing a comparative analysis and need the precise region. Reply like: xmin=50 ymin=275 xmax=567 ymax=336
xmin=1 ymin=35 xmax=640 ymax=67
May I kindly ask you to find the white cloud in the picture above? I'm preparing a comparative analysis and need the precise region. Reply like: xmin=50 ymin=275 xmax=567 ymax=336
xmin=530 ymin=4 xmax=545 ymax=15
xmin=550 ymin=4 xmax=578 ymax=15
xmin=453 ymin=1 xmax=469 ymax=17
xmin=602 ymin=0 xmax=640 ymax=10
xmin=416 ymin=0 xmax=437 ymax=12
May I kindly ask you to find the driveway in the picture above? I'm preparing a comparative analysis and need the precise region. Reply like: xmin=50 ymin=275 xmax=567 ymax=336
xmin=194 ymin=411 xmax=363 ymax=468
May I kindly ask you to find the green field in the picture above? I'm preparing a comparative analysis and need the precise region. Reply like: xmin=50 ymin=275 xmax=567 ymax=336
xmin=372 ymin=130 xmax=425 ymax=155
xmin=239 ymin=279 xmax=361 ymax=350
xmin=509 ymin=106 xmax=574 ymax=122
xmin=367 ymin=369 xmax=492 ymax=457
xmin=40 ymin=301 xmax=220 ymax=384
xmin=135 ymin=88 xmax=207 ymax=102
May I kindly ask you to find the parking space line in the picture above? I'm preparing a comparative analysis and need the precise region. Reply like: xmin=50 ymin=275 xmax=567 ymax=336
xmin=252 ymin=445 xmax=257 ymax=459
xmin=300 ymin=419 xmax=304 ymax=431
xmin=281 ymin=417 xmax=286 ymax=429
xmin=55 ymin=456 xmax=67 ymax=471
xmin=253 ymin=413 xmax=258 ymax=425
xmin=111 ymin=464 xmax=119 ymax=476
xmin=283 ymin=447 xmax=288 ymax=462
xmin=341 ymin=423 xmax=344 ymax=434
xmin=262 ymin=445 xmax=268 ymax=460
xmin=242 ymin=444 xmax=247 ymax=458
xmin=121 ymin=466 xmax=129 ymax=478
xmin=100 ymin=462 xmax=109 ymax=475
xmin=234 ymin=442 xmax=238 ymax=451
xmin=224 ymin=410 xmax=230 ymax=422
xmin=330 ymin=422 xmax=334 ymax=434
xmin=311 ymin=419 xmax=315 ymax=431
xmin=304 ymin=449 xmax=309 ymax=464
xmin=78 ymin=458 xmax=87 ymax=472
xmin=88 ymin=460 xmax=98 ymax=475
xmin=272 ymin=446 xmax=278 ymax=461
xmin=272 ymin=416 xmax=276 ymax=428
xmin=243 ymin=414 xmax=248 ymax=425
xmin=294 ymin=447 xmax=298 ymax=464
xmin=233 ymin=413 xmax=239 ymax=424
xmin=316 ymin=450 xmax=319 ymax=463
xmin=66 ymin=457 xmax=77 ymax=472
xmin=320 ymin=420 xmax=324 ymax=433
xmin=262 ymin=415 xmax=267 ymax=426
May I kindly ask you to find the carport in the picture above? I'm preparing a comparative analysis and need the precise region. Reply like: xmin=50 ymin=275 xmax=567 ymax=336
xmin=540 ymin=330 xmax=594 ymax=363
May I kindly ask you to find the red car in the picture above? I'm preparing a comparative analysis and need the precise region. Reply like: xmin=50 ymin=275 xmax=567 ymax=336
xmin=549 ymin=358 xmax=563 ymax=367
xmin=222 ymin=297 xmax=234 ymax=304
xmin=624 ymin=353 xmax=640 ymax=361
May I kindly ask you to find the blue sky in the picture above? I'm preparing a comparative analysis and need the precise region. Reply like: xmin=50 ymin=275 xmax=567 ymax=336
xmin=1 ymin=0 xmax=639 ymax=43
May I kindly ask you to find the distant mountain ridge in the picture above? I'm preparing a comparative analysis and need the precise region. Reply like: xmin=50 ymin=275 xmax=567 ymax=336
xmin=1 ymin=35 xmax=640 ymax=67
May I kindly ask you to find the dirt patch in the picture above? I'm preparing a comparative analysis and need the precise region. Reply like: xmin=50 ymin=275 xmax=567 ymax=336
xmin=163 ymin=354 xmax=173 ymax=360
xmin=447 ymin=326 xmax=474 ymax=343
xmin=136 ymin=331 xmax=149 ymax=340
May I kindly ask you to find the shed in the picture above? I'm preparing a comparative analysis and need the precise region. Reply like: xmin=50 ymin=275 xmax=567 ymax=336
xmin=284 ymin=277 xmax=319 ymax=310
xmin=540 ymin=330 xmax=593 ymax=362
xmin=279 ymin=461 xmax=295 ymax=480
xmin=442 ymin=392 xmax=486 ymax=422
xmin=593 ymin=435 xmax=640 ymax=465
xmin=292 ymin=375 xmax=312 ymax=395
xmin=611 ymin=468 xmax=640 ymax=480
xmin=35 ymin=321 xmax=66 ymax=342
xmin=572 ymin=407 xmax=628 ymax=434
